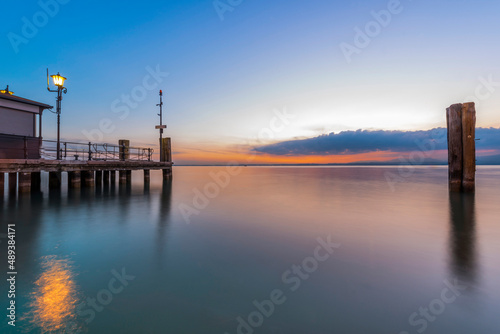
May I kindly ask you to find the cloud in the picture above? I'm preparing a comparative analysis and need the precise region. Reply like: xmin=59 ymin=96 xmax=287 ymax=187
xmin=254 ymin=127 xmax=500 ymax=156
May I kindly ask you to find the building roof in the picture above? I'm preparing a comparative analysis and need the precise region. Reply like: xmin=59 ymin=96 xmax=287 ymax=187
xmin=0 ymin=92 xmax=53 ymax=109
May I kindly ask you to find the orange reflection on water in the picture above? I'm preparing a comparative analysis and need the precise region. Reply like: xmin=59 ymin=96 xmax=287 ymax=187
xmin=28 ymin=256 xmax=81 ymax=333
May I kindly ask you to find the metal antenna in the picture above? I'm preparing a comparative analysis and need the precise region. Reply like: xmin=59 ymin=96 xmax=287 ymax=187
xmin=155 ymin=90 xmax=166 ymax=161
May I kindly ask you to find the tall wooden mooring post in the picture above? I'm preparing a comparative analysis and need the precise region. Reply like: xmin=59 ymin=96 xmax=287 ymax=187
xmin=446 ymin=102 xmax=476 ymax=192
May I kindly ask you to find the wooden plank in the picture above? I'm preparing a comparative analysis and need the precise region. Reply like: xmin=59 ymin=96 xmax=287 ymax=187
xmin=447 ymin=104 xmax=463 ymax=192
xmin=462 ymin=102 xmax=476 ymax=192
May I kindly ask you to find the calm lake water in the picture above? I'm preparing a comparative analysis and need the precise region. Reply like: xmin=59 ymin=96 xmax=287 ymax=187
xmin=1 ymin=166 xmax=500 ymax=334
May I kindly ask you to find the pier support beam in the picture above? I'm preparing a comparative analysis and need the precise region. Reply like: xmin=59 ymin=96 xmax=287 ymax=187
xmin=9 ymin=173 xmax=17 ymax=195
xmin=110 ymin=171 xmax=116 ymax=185
xmin=49 ymin=172 xmax=62 ymax=189
xmin=68 ymin=171 xmax=81 ymax=188
xmin=82 ymin=171 xmax=95 ymax=187
xmin=18 ymin=172 xmax=31 ymax=193
xmin=119 ymin=170 xmax=128 ymax=184
xmin=447 ymin=102 xmax=476 ymax=192
xmin=31 ymin=172 xmax=41 ymax=192
xmin=144 ymin=169 xmax=150 ymax=183
xmin=96 ymin=170 xmax=103 ymax=187
xmin=103 ymin=171 xmax=110 ymax=186
xmin=126 ymin=170 xmax=132 ymax=183
xmin=160 ymin=138 xmax=172 ymax=162
xmin=162 ymin=168 xmax=172 ymax=180
xmin=0 ymin=173 xmax=4 ymax=197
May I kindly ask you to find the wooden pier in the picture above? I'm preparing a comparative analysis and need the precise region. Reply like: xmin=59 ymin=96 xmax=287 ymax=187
xmin=0 ymin=159 xmax=172 ymax=195
xmin=0 ymin=137 xmax=173 ymax=196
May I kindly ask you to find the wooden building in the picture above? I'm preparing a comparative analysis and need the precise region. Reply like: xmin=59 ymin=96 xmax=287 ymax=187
xmin=0 ymin=86 xmax=52 ymax=159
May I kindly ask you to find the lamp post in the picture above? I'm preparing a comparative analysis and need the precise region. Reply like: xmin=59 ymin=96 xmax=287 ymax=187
xmin=47 ymin=70 xmax=67 ymax=160
xmin=156 ymin=90 xmax=166 ymax=161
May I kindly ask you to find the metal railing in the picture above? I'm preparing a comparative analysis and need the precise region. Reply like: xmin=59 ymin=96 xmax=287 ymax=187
xmin=41 ymin=140 xmax=154 ymax=161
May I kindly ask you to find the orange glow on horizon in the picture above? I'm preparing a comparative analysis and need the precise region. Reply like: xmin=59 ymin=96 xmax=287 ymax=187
xmin=171 ymin=145 xmax=467 ymax=165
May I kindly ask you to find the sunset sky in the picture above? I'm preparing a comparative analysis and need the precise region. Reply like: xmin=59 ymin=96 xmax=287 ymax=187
xmin=2 ymin=0 xmax=500 ymax=164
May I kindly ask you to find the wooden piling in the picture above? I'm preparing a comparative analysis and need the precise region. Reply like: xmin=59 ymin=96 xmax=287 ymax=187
xmin=110 ymin=171 xmax=116 ymax=185
xmin=162 ymin=168 xmax=172 ymax=180
xmin=49 ymin=172 xmax=61 ymax=189
xmin=96 ymin=170 xmax=103 ymax=187
xmin=0 ymin=173 xmax=4 ymax=197
xmin=119 ymin=140 xmax=130 ymax=161
xmin=18 ymin=172 xmax=31 ymax=193
xmin=447 ymin=104 xmax=463 ymax=192
xmin=161 ymin=138 xmax=172 ymax=162
xmin=82 ymin=171 xmax=95 ymax=187
xmin=447 ymin=102 xmax=476 ymax=192
xmin=68 ymin=171 xmax=81 ymax=188
xmin=144 ymin=169 xmax=150 ymax=183
xmin=119 ymin=170 xmax=127 ymax=184
xmin=31 ymin=172 xmax=41 ymax=191
xmin=8 ymin=173 xmax=17 ymax=195
xmin=103 ymin=170 xmax=110 ymax=186
xmin=462 ymin=103 xmax=476 ymax=192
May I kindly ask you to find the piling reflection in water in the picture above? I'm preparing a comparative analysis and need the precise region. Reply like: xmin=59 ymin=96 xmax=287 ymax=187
xmin=448 ymin=192 xmax=477 ymax=283
xmin=26 ymin=256 xmax=83 ymax=333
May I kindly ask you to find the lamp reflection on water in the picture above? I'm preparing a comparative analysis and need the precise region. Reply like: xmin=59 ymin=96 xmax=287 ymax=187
xmin=26 ymin=256 xmax=83 ymax=333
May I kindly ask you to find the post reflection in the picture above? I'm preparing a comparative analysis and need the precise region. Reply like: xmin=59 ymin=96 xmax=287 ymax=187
xmin=26 ymin=256 xmax=83 ymax=333
xmin=448 ymin=192 xmax=477 ymax=283
xmin=156 ymin=179 xmax=173 ymax=263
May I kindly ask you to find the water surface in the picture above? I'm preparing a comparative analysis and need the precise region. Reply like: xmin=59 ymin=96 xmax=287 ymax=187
xmin=1 ymin=166 xmax=500 ymax=333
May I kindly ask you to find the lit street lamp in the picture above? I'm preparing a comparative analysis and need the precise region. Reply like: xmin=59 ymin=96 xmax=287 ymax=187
xmin=47 ymin=69 xmax=67 ymax=160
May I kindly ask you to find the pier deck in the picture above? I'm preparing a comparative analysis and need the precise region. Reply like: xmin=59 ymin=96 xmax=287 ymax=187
xmin=0 ymin=159 xmax=172 ymax=173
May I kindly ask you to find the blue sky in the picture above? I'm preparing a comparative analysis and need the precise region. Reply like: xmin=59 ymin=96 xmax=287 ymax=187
xmin=1 ymin=0 xmax=500 ymax=163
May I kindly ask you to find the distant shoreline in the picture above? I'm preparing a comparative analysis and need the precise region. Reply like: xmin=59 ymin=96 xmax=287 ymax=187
xmin=173 ymin=163 xmax=500 ymax=167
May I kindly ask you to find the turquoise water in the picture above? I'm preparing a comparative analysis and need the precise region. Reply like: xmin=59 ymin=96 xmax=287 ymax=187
xmin=1 ymin=166 xmax=500 ymax=333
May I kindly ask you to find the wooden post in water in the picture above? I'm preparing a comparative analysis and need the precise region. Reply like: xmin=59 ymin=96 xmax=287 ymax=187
xmin=446 ymin=102 xmax=476 ymax=192
xmin=0 ymin=173 xmax=4 ymax=197
xmin=119 ymin=140 xmax=130 ymax=161
xmin=18 ymin=173 xmax=31 ymax=193
xmin=162 ymin=168 xmax=172 ymax=180
xmin=144 ymin=169 xmax=150 ymax=183
xmin=462 ymin=103 xmax=476 ymax=192
xmin=82 ymin=171 xmax=95 ymax=187
xmin=110 ymin=170 xmax=116 ymax=185
xmin=161 ymin=138 xmax=172 ymax=162
xmin=447 ymin=104 xmax=463 ymax=192
xmin=49 ymin=172 xmax=61 ymax=189
xmin=68 ymin=171 xmax=81 ymax=188
xmin=96 ymin=170 xmax=103 ymax=187
xmin=31 ymin=172 xmax=41 ymax=192
xmin=103 ymin=171 xmax=110 ymax=186
xmin=119 ymin=170 xmax=127 ymax=184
